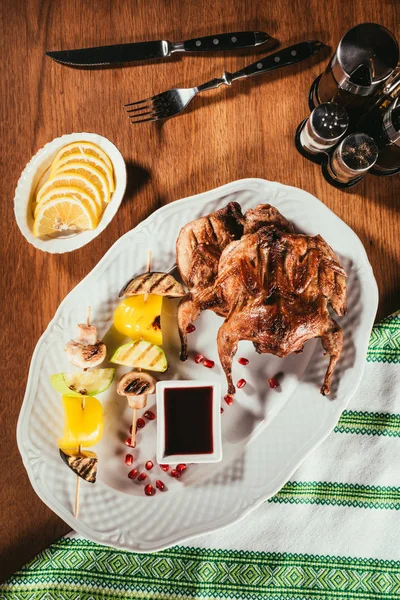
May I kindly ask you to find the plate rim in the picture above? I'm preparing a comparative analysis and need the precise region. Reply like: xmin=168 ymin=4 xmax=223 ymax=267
xmin=17 ymin=177 xmax=379 ymax=552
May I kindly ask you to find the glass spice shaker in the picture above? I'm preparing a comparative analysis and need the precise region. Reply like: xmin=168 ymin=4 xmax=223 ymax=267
xmin=363 ymin=98 xmax=400 ymax=175
xmin=369 ymin=68 xmax=400 ymax=114
xmin=298 ymin=102 xmax=349 ymax=156
xmin=325 ymin=132 xmax=378 ymax=186
xmin=310 ymin=23 xmax=399 ymax=117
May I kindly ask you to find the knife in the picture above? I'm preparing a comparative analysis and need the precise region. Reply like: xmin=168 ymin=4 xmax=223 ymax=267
xmin=46 ymin=31 xmax=271 ymax=67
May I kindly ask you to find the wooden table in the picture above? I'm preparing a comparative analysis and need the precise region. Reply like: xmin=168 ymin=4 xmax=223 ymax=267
xmin=1 ymin=0 xmax=399 ymax=583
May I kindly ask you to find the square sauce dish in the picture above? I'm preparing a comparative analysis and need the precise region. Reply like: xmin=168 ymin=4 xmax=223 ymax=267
xmin=156 ymin=380 xmax=222 ymax=464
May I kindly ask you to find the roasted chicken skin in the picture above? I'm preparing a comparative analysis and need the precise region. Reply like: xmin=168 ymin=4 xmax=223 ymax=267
xmin=176 ymin=201 xmax=245 ymax=359
xmin=176 ymin=202 xmax=347 ymax=396
xmin=215 ymin=226 xmax=346 ymax=396
xmin=176 ymin=203 xmax=294 ymax=358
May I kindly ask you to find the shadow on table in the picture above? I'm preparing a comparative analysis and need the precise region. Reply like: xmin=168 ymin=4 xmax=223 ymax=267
xmin=124 ymin=161 xmax=151 ymax=202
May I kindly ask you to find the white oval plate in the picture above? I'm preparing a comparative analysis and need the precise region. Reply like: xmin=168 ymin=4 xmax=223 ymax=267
xmin=17 ymin=178 xmax=378 ymax=552
xmin=14 ymin=132 xmax=127 ymax=253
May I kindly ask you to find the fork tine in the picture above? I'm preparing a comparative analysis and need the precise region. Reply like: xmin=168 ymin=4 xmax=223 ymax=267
xmin=129 ymin=115 xmax=163 ymax=124
xmin=125 ymin=103 xmax=154 ymax=114
xmin=128 ymin=109 xmax=158 ymax=119
xmin=124 ymin=97 xmax=153 ymax=108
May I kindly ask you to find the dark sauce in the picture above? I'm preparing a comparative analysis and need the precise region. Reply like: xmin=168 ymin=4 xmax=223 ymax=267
xmin=164 ymin=386 xmax=214 ymax=455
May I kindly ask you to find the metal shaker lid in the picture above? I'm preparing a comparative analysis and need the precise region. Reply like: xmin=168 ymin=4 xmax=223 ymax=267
xmin=310 ymin=103 xmax=349 ymax=141
xmin=331 ymin=23 xmax=399 ymax=96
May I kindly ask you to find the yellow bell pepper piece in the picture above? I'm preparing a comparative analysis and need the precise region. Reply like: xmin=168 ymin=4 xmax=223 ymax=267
xmin=58 ymin=396 xmax=103 ymax=449
xmin=113 ymin=294 xmax=163 ymax=346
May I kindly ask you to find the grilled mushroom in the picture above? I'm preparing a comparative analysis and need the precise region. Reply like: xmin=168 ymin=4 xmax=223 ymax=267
xmin=65 ymin=323 xmax=107 ymax=369
xmin=59 ymin=449 xmax=98 ymax=483
xmin=119 ymin=272 xmax=186 ymax=298
xmin=117 ymin=371 xmax=156 ymax=406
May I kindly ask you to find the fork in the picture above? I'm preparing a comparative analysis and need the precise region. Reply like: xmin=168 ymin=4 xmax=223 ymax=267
xmin=125 ymin=41 xmax=324 ymax=124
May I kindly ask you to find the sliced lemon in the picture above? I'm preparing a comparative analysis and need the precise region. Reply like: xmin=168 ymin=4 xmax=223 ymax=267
xmin=33 ymin=197 xmax=97 ymax=237
xmin=52 ymin=162 xmax=110 ymax=203
xmin=51 ymin=141 xmax=113 ymax=172
xmin=51 ymin=154 xmax=115 ymax=193
xmin=35 ymin=174 xmax=103 ymax=213
xmin=33 ymin=186 xmax=101 ymax=219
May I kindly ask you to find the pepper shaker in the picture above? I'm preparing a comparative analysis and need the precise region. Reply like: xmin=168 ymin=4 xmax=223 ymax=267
xmin=324 ymin=132 xmax=378 ymax=187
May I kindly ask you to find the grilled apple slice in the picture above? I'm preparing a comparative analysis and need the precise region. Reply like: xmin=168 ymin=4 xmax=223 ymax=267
xmin=51 ymin=368 xmax=115 ymax=397
xmin=111 ymin=340 xmax=168 ymax=372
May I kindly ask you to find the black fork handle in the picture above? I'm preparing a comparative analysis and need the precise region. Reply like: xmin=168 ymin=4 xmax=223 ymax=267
xmin=232 ymin=41 xmax=324 ymax=80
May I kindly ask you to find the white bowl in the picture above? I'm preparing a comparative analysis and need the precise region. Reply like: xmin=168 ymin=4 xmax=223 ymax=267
xmin=14 ymin=132 xmax=127 ymax=253
xmin=156 ymin=380 xmax=222 ymax=464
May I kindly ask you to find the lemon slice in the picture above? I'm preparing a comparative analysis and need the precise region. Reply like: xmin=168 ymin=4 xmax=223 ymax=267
xmin=33 ymin=197 xmax=97 ymax=237
xmin=51 ymin=142 xmax=113 ymax=172
xmin=51 ymin=154 xmax=115 ymax=193
xmin=33 ymin=186 xmax=101 ymax=219
xmin=35 ymin=174 xmax=103 ymax=214
xmin=52 ymin=163 xmax=110 ymax=203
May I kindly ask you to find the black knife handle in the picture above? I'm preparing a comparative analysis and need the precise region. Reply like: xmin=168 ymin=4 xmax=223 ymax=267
xmin=233 ymin=41 xmax=323 ymax=79
xmin=183 ymin=31 xmax=267 ymax=52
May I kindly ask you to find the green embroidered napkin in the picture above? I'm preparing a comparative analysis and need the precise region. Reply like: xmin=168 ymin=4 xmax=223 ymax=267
xmin=1 ymin=312 xmax=399 ymax=599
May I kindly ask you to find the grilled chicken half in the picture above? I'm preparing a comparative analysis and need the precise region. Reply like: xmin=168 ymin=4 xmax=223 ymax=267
xmin=216 ymin=226 xmax=346 ymax=396
xmin=176 ymin=201 xmax=245 ymax=359
xmin=176 ymin=203 xmax=295 ymax=359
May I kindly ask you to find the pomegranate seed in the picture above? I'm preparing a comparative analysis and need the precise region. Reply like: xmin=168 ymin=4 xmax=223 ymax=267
xmin=124 ymin=436 xmax=135 ymax=447
xmin=194 ymin=353 xmax=204 ymax=364
xmin=186 ymin=323 xmax=196 ymax=333
xmin=128 ymin=468 xmax=138 ymax=480
xmin=269 ymin=377 xmax=279 ymax=389
xmin=137 ymin=472 xmax=147 ymax=482
xmin=238 ymin=357 xmax=249 ymax=366
xmin=145 ymin=461 xmax=154 ymax=471
xmin=137 ymin=418 xmax=145 ymax=429
xmin=156 ymin=479 xmax=165 ymax=491
xmin=170 ymin=469 xmax=181 ymax=478
xmin=237 ymin=378 xmax=246 ymax=389
xmin=144 ymin=484 xmax=156 ymax=496
xmin=220 ymin=407 xmax=224 ymax=413
xmin=224 ymin=394 xmax=233 ymax=406
xmin=203 ymin=359 xmax=215 ymax=369
xmin=144 ymin=410 xmax=156 ymax=420
xmin=160 ymin=464 xmax=169 ymax=472
xmin=176 ymin=463 xmax=187 ymax=473
xmin=125 ymin=454 xmax=134 ymax=466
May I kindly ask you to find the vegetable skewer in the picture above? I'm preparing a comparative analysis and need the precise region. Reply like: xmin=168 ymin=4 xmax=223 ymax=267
xmin=75 ymin=307 xmax=90 ymax=518
xmin=130 ymin=251 xmax=152 ymax=446
xmin=62 ymin=306 xmax=106 ymax=518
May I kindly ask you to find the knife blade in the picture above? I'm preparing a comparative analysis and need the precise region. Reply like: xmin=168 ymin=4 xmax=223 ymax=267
xmin=46 ymin=31 xmax=270 ymax=67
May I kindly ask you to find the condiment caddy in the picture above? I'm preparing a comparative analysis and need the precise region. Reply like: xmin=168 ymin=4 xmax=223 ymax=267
xmin=296 ymin=23 xmax=400 ymax=188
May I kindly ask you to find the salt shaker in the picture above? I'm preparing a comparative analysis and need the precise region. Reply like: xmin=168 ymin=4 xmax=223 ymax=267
xmin=298 ymin=102 xmax=349 ymax=158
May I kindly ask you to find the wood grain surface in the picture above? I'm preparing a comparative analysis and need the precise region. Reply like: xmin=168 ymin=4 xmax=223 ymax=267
xmin=0 ymin=0 xmax=399 ymax=582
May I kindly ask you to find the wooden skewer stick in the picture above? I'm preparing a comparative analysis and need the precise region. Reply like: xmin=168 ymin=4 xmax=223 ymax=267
xmin=143 ymin=250 xmax=152 ymax=303
xmin=74 ymin=306 xmax=91 ymax=518
xmin=131 ymin=407 xmax=138 ymax=448
xmin=131 ymin=251 xmax=152 ymax=446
